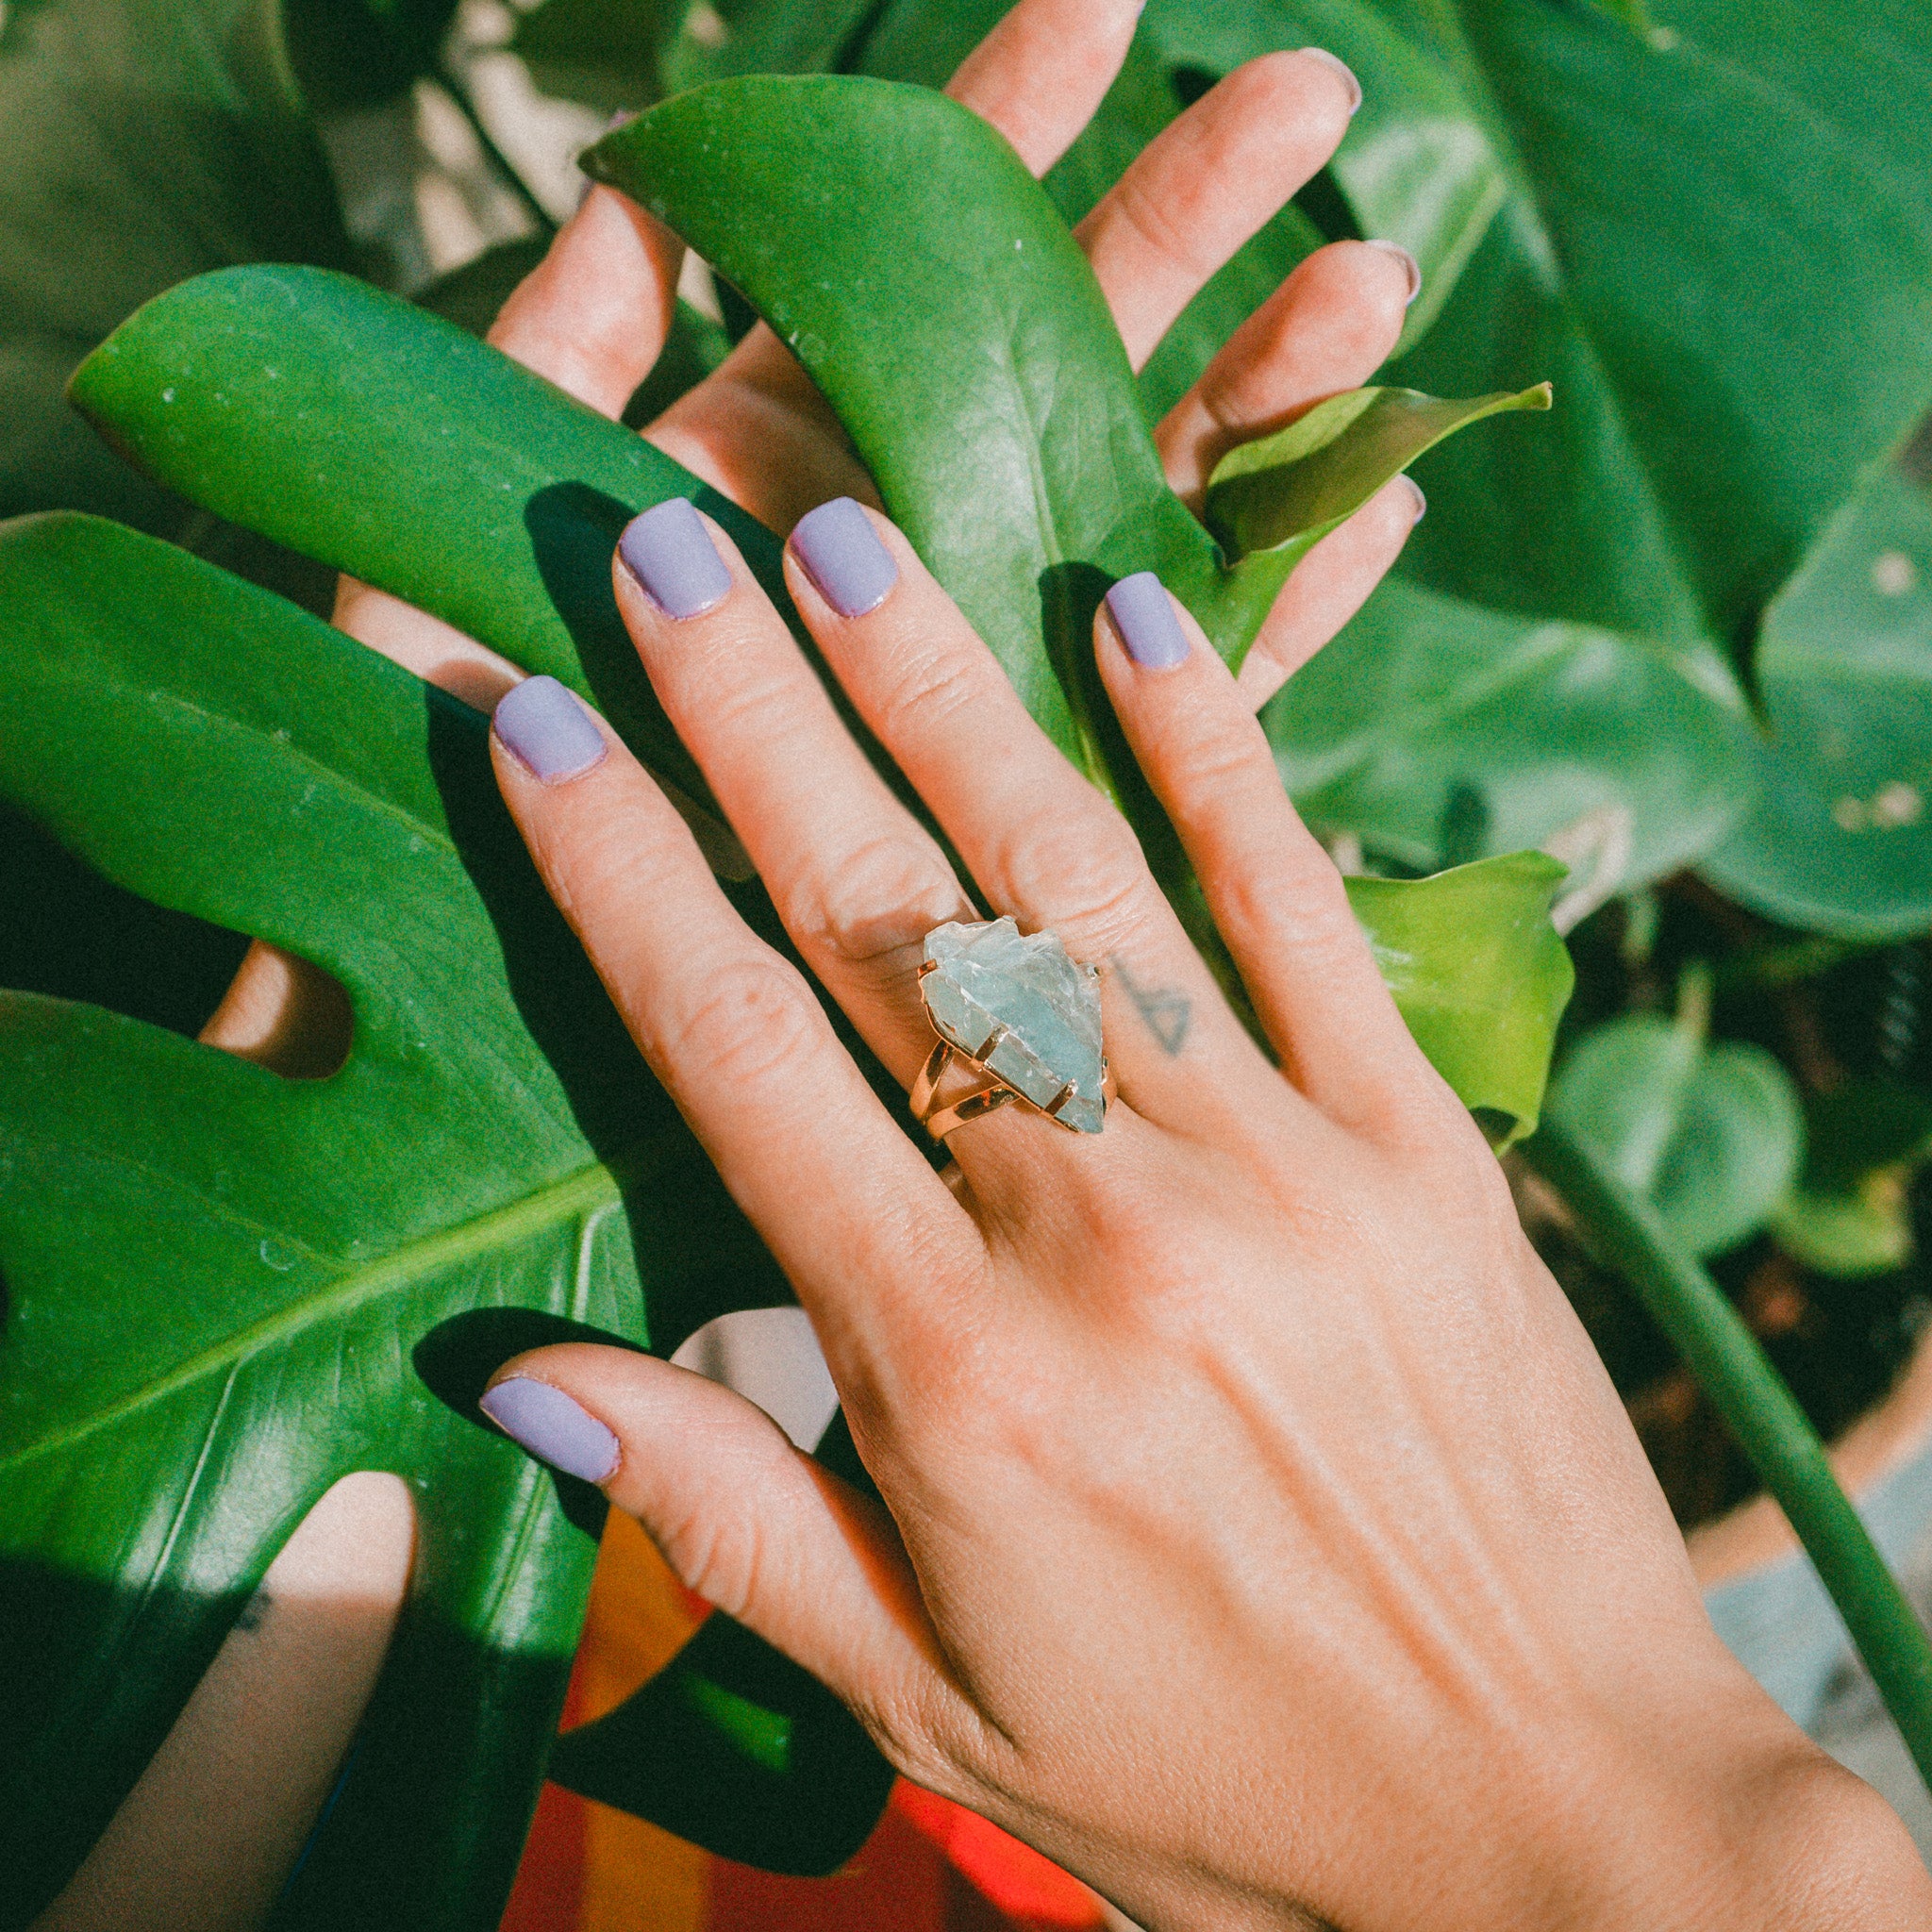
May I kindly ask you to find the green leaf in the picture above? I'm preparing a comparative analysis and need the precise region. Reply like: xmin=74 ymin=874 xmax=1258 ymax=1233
xmin=0 ymin=0 xmax=350 ymax=541
xmin=1546 ymin=983 xmax=1806 ymax=1257
xmin=278 ymin=0 xmax=463 ymax=113
xmin=1344 ymin=853 xmax=1574 ymax=1147
xmin=1767 ymin=1081 xmax=1932 ymax=1278
xmin=548 ymin=1613 xmax=896 ymax=1875
xmin=1206 ymin=381 xmax=1551 ymax=567
xmin=1700 ymin=465 xmax=1932 ymax=941
xmin=0 ymin=512 xmax=853 ymax=1922
xmin=1377 ymin=0 xmax=1932 ymax=656
xmin=582 ymin=75 xmax=1541 ymax=726
xmin=1266 ymin=575 xmax=1755 ymax=892
xmin=509 ymin=0 xmax=689 ymax=113
xmin=68 ymin=264 xmax=780 ymax=808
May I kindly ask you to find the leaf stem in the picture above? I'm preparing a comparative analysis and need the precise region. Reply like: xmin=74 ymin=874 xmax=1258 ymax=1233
xmin=1523 ymin=1115 xmax=1932 ymax=1791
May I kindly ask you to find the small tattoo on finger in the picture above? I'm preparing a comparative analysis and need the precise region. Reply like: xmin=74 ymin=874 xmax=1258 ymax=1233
xmin=1113 ymin=958 xmax=1191 ymax=1056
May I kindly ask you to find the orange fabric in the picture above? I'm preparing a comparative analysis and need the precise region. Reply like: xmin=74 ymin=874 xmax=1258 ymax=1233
xmin=503 ymin=1505 xmax=1104 ymax=1931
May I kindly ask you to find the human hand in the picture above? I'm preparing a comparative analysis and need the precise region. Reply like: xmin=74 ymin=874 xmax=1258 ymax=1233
xmin=205 ymin=0 xmax=1423 ymax=1070
xmin=475 ymin=498 xmax=1927 ymax=1932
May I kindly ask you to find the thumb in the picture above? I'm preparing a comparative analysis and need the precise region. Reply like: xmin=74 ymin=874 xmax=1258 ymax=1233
xmin=479 ymin=1342 xmax=954 ymax=1760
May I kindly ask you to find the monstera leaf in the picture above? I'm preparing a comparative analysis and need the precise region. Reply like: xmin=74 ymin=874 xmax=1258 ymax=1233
xmin=0 ymin=511 xmax=906 ymax=1925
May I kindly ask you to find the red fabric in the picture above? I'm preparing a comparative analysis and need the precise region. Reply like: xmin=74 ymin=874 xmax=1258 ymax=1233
xmin=500 ymin=1777 xmax=587 ymax=1931
xmin=891 ymin=1785 xmax=1103 ymax=1929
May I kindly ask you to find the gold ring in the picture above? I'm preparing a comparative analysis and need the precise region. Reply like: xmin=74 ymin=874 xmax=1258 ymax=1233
xmin=908 ymin=917 xmax=1111 ymax=1142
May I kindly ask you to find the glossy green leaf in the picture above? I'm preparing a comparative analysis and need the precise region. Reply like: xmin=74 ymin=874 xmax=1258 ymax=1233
xmin=0 ymin=512 xmax=870 ymax=1924
xmin=1701 ymin=465 xmax=1932 ymax=940
xmin=583 ymin=75 xmax=1542 ymax=732
xmin=1266 ymin=575 xmax=1754 ymax=891
xmin=1344 ymin=853 xmax=1574 ymax=1146
xmin=1364 ymin=0 xmax=1932 ymax=655
xmin=1206 ymin=381 xmax=1551 ymax=566
xmin=69 ymin=264 xmax=780 ymax=808
xmin=1546 ymin=988 xmax=1806 ymax=1258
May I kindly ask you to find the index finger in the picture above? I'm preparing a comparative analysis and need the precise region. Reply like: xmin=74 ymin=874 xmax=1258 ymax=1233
xmin=487 ymin=675 xmax=981 ymax=1383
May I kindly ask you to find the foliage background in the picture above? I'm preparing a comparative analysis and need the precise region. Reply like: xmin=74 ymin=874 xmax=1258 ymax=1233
xmin=4 ymin=0 xmax=1932 ymax=1924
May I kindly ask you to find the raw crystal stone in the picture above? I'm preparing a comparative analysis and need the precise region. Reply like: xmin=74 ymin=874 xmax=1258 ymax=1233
xmin=920 ymin=916 xmax=1106 ymax=1132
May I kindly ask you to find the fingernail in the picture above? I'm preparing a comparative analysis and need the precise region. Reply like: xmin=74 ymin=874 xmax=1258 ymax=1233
xmin=791 ymin=497 xmax=898 ymax=617
xmin=493 ymin=675 xmax=608 ymax=784
xmin=1366 ymin=238 xmax=1422 ymax=307
xmin=480 ymin=1376 xmax=620 ymax=1482
xmin=1299 ymin=47 xmax=1362 ymax=116
xmin=618 ymin=498 xmax=733 ymax=618
xmin=1403 ymin=475 xmax=1427 ymax=524
xmin=1106 ymin=572 xmax=1190 ymax=671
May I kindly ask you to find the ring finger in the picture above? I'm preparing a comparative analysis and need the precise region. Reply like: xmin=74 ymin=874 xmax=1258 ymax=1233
xmin=609 ymin=497 xmax=1270 ymax=1149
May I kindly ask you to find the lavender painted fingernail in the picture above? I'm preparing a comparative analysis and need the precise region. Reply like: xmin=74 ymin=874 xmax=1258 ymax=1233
xmin=791 ymin=497 xmax=898 ymax=617
xmin=1403 ymin=475 xmax=1427 ymax=524
xmin=1106 ymin=573 xmax=1190 ymax=671
xmin=1366 ymin=238 xmax=1423 ymax=307
xmin=480 ymin=1377 xmax=620 ymax=1482
xmin=493 ymin=676 xmax=608 ymax=784
xmin=1298 ymin=47 xmax=1362 ymax=116
xmin=617 ymin=498 xmax=734 ymax=619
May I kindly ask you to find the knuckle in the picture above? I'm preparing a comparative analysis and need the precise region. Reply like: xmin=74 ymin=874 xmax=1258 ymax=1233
xmin=987 ymin=806 xmax=1147 ymax=936
xmin=1107 ymin=169 xmax=1212 ymax=280
xmin=1169 ymin=706 xmax=1273 ymax=800
xmin=790 ymin=831 xmax=963 ymax=968
xmin=662 ymin=955 xmax=827 ymax=1091
xmin=873 ymin=637 xmax=987 ymax=740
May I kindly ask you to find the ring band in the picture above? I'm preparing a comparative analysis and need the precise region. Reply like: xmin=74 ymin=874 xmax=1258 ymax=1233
xmin=908 ymin=1039 xmax=1022 ymax=1139
xmin=909 ymin=917 xmax=1110 ymax=1142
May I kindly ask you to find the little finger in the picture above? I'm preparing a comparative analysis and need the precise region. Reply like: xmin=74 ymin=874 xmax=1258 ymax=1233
xmin=1094 ymin=576 xmax=1443 ymax=1129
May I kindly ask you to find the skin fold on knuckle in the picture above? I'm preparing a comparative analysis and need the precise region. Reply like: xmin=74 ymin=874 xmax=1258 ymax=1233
xmin=788 ymin=829 xmax=966 ymax=969
xmin=1144 ymin=702 xmax=1275 ymax=815
xmin=650 ymin=954 xmax=829 ymax=1093
xmin=527 ymin=797 xmax=685 ymax=936
xmin=995 ymin=823 xmax=1161 ymax=964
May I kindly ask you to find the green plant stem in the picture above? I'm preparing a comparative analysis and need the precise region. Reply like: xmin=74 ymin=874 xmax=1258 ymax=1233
xmin=1524 ymin=1115 xmax=1932 ymax=1791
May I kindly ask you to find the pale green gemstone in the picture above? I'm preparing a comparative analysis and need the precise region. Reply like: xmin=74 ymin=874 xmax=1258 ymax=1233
xmin=921 ymin=917 xmax=1106 ymax=1132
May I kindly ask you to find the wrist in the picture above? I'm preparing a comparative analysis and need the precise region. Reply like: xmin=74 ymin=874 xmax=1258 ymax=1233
xmin=1509 ymin=1699 xmax=1929 ymax=1932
